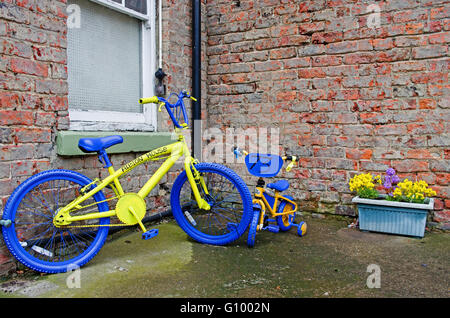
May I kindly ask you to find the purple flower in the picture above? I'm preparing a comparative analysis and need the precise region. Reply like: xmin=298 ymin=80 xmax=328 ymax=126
xmin=383 ymin=180 xmax=392 ymax=189
xmin=386 ymin=168 xmax=396 ymax=176
xmin=392 ymin=175 xmax=400 ymax=184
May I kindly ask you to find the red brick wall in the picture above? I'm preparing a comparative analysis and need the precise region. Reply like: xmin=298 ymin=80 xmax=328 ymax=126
xmin=205 ymin=0 xmax=449 ymax=226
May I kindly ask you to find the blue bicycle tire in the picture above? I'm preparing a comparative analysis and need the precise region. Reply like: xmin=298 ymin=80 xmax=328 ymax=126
xmin=2 ymin=169 xmax=110 ymax=273
xmin=170 ymin=163 xmax=252 ymax=245
xmin=276 ymin=195 xmax=296 ymax=231
xmin=247 ymin=206 xmax=261 ymax=248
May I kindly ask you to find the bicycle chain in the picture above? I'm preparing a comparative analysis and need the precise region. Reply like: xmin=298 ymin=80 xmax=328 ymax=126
xmin=61 ymin=222 xmax=133 ymax=229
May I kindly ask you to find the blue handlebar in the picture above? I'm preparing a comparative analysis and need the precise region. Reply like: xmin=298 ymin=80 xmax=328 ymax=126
xmin=157 ymin=91 xmax=193 ymax=129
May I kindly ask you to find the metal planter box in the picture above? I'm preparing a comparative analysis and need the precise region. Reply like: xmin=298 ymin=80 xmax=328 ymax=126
xmin=352 ymin=196 xmax=434 ymax=238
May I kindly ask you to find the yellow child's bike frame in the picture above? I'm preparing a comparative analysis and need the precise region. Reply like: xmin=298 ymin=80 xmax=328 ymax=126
xmin=1 ymin=90 xmax=253 ymax=273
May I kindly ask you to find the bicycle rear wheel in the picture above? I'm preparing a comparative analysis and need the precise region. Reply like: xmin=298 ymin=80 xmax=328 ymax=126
xmin=276 ymin=195 xmax=296 ymax=231
xmin=170 ymin=163 xmax=252 ymax=245
xmin=2 ymin=170 xmax=110 ymax=273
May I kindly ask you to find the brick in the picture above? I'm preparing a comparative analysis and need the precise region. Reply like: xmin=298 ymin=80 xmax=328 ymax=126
xmin=10 ymin=159 xmax=51 ymax=177
xmin=412 ymin=45 xmax=448 ymax=59
xmin=14 ymin=127 xmax=51 ymax=143
xmin=418 ymin=98 xmax=437 ymax=109
xmin=312 ymin=55 xmax=341 ymax=67
xmin=298 ymin=135 xmax=326 ymax=146
xmin=0 ymin=91 xmax=20 ymax=108
xmin=33 ymin=46 xmax=66 ymax=64
xmin=35 ymin=79 xmax=67 ymax=94
xmin=6 ymin=21 xmax=47 ymax=44
xmin=430 ymin=6 xmax=450 ymax=20
xmin=9 ymin=57 xmax=48 ymax=77
xmin=411 ymin=72 xmax=447 ymax=84
xmin=284 ymin=57 xmax=310 ymax=69
xmin=0 ymin=38 xmax=33 ymax=58
xmin=254 ymin=60 xmax=282 ymax=72
xmin=326 ymin=158 xmax=356 ymax=170
xmin=343 ymin=52 xmax=376 ymax=65
xmin=392 ymin=160 xmax=429 ymax=173
xmin=314 ymin=147 xmax=345 ymax=158
xmin=298 ymin=68 xmax=326 ymax=78
xmin=269 ymin=47 xmax=297 ymax=60
xmin=406 ymin=149 xmax=438 ymax=160
xmin=275 ymin=90 xmax=297 ymax=102
xmin=375 ymin=48 xmax=410 ymax=62
xmin=299 ymin=21 xmax=325 ymax=34
xmin=311 ymin=31 xmax=343 ymax=44
xmin=34 ymin=111 xmax=56 ymax=126
xmin=270 ymin=25 xmax=298 ymax=37
xmin=0 ymin=110 xmax=34 ymax=125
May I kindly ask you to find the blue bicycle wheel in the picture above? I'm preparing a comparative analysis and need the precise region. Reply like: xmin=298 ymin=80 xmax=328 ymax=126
xmin=171 ymin=163 xmax=252 ymax=245
xmin=2 ymin=170 xmax=110 ymax=273
xmin=276 ymin=195 xmax=296 ymax=231
xmin=247 ymin=205 xmax=261 ymax=248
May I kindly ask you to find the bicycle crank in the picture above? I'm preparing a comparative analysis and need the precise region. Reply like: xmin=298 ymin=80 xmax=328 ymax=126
xmin=115 ymin=193 xmax=147 ymax=226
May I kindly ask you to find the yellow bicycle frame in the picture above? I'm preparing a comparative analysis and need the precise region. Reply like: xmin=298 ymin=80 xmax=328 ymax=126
xmin=253 ymin=188 xmax=298 ymax=231
xmin=254 ymin=187 xmax=298 ymax=217
xmin=53 ymin=131 xmax=210 ymax=228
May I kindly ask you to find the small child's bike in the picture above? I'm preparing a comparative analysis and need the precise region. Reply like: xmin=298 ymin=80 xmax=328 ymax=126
xmin=233 ymin=147 xmax=307 ymax=247
xmin=0 ymin=91 xmax=253 ymax=273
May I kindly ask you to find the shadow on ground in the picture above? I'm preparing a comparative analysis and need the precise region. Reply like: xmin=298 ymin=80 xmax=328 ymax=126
xmin=0 ymin=216 xmax=448 ymax=298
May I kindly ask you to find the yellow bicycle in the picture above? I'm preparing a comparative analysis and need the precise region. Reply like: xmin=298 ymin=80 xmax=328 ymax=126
xmin=1 ymin=91 xmax=253 ymax=273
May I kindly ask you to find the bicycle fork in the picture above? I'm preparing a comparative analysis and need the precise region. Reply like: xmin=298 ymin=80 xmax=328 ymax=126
xmin=185 ymin=157 xmax=211 ymax=210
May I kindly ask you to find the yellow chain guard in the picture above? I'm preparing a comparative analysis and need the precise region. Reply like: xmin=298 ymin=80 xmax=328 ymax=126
xmin=115 ymin=193 xmax=146 ymax=226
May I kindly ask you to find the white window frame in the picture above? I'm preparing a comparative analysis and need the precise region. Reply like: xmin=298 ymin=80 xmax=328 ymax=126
xmin=68 ymin=0 xmax=157 ymax=132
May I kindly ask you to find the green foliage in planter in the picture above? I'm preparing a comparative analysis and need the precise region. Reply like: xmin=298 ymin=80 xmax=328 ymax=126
xmin=356 ymin=187 xmax=379 ymax=200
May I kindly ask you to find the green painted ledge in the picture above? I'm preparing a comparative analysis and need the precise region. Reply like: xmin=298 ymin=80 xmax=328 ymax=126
xmin=56 ymin=131 xmax=175 ymax=156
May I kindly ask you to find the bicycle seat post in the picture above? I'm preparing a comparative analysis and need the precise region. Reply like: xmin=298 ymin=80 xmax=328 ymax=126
xmin=257 ymin=177 xmax=265 ymax=187
xmin=98 ymin=149 xmax=112 ymax=168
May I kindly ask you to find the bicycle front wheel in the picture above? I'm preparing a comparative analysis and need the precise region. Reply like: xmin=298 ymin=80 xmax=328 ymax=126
xmin=171 ymin=163 xmax=252 ymax=245
xmin=2 ymin=169 xmax=110 ymax=273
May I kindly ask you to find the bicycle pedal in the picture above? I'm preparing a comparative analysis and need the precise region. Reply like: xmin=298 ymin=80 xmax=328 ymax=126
xmin=265 ymin=225 xmax=279 ymax=233
xmin=142 ymin=229 xmax=159 ymax=240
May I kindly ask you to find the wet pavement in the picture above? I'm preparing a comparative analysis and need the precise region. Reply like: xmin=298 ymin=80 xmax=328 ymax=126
xmin=0 ymin=215 xmax=448 ymax=298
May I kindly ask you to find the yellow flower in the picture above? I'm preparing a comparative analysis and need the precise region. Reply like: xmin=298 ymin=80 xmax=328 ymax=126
xmin=393 ymin=178 xmax=437 ymax=202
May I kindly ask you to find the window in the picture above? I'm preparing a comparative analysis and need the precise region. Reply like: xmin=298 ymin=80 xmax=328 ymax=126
xmin=67 ymin=0 xmax=156 ymax=131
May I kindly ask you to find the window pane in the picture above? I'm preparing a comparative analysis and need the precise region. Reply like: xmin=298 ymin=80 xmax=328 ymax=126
xmin=67 ymin=0 xmax=142 ymax=113
xmin=125 ymin=0 xmax=147 ymax=15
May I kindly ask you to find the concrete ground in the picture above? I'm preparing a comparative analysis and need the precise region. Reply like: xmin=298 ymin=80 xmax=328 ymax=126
xmin=0 ymin=215 xmax=448 ymax=298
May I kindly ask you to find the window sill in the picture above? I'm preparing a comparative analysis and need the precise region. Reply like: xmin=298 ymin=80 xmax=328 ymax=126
xmin=56 ymin=131 xmax=174 ymax=156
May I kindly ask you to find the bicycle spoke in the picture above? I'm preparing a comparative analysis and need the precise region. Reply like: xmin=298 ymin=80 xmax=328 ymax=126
xmin=179 ymin=169 xmax=246 ymax=237
xmin=12 ymin=177 xmax=107 ymax=265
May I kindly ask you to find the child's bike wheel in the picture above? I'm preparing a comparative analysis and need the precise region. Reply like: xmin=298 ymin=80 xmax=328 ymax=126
xmin=2 ymin=170 xmax=110 ymax=273
xmin=247 ymin=205 xmax=261 ymax=248
xmin=276 ymin=195 xmax=296 ymax=231
xmin=171 ymin=163 xmax=252 ymax=245
xmin=298 ymin=221 xmax=307 ymax=237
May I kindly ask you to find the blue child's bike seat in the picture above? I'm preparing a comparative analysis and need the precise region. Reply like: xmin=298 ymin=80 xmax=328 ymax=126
xmin=245 ymin=153 xmax=284 ymax=177
xmin=78 ymin=135 xmax=124 ymax=153
xmin=267 ymin=179 xmax=290 ymax=192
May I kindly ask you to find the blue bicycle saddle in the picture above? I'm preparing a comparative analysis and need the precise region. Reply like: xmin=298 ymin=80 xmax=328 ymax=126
xmin=78 ymin=135 xmax=123 ymax=153
xmin=267 ymin=179 xmax=290 ymax=192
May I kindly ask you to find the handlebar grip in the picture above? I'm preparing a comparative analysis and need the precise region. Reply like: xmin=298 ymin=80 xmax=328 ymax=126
xmin=139 ymin=96 xmax=159 ymax=104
